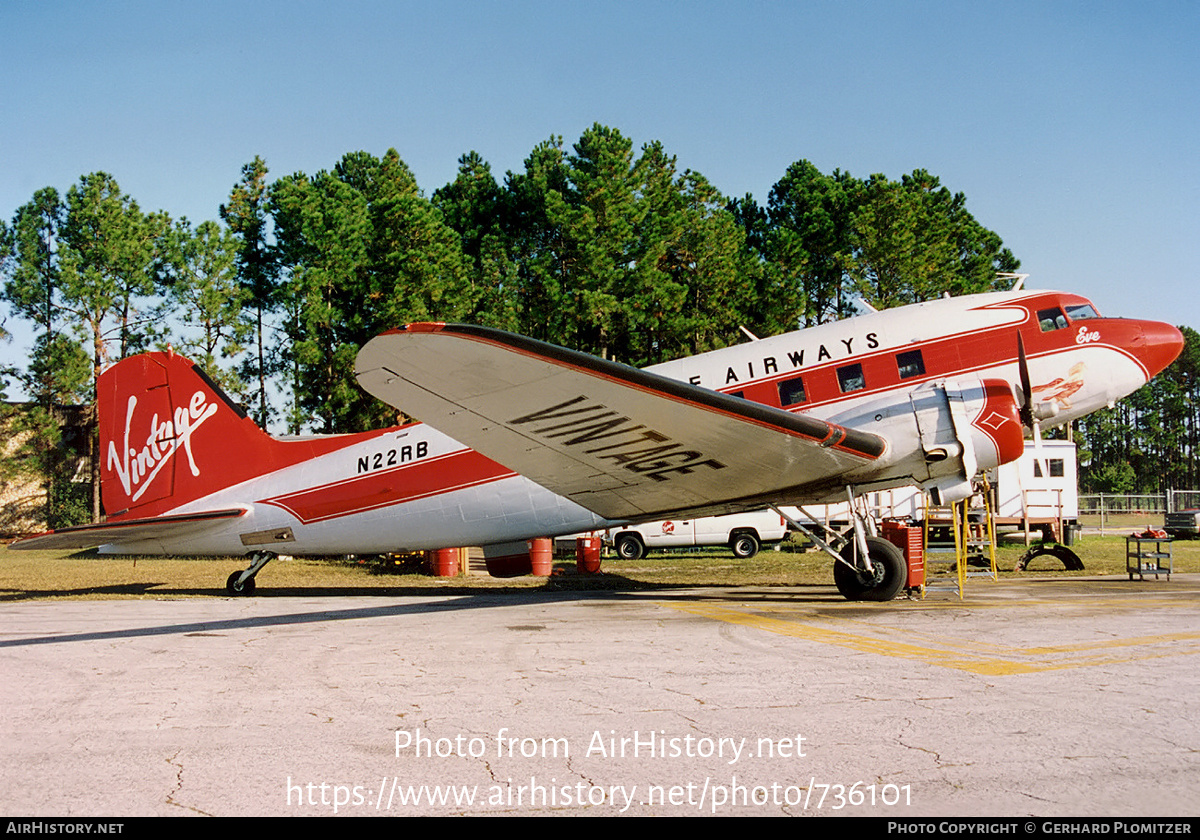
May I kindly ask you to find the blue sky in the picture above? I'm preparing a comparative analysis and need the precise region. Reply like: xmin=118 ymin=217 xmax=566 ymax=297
xmin=2 ymin=0 xmax=1196 ymax=378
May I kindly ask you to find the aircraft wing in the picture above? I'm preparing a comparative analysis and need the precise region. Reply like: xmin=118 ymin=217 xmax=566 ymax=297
xmin=9 ymin=509 xmax=247 ymax=551
xmin=355 ymin=324 xmax=887 ymax=521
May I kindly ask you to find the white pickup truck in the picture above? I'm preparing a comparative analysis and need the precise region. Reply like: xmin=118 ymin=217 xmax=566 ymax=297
xmin=603 ymin=510 xmax=790 ymax=560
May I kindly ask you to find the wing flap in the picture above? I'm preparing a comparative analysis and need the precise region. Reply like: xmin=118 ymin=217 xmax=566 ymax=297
xmin=356 ymin=324 xmax=886 ymax=520
xmin=9 ymin=509 xmax=247 ymax=551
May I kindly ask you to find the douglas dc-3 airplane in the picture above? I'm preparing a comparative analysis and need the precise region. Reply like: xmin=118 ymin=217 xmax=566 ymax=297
xmin=11 ymin=286 xmax=1183 ymax=601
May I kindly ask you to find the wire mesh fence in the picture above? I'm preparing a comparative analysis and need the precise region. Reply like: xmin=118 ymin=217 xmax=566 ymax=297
xmin=1078 ymin=491 xmax=1200 ymax=534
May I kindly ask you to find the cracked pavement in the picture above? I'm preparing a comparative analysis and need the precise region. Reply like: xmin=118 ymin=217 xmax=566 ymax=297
xmin=2 ymin=578 xmax=1198 ymax=816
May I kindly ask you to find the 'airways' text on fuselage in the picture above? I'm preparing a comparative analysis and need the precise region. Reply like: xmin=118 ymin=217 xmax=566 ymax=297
xmin=687 ymin=331 xmax=881 ymax=386
xmin=510 ymin=396 xmax=726 ymax=482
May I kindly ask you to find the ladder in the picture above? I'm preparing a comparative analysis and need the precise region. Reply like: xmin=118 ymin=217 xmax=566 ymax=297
xmin=923 ymin=479 xmax=998 ymax=598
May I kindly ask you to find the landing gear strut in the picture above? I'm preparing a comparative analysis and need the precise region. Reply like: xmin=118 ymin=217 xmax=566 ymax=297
xmin=226 ymin=551 xmax=274 ymax=596
xmin=772 ymin=488 xmax=908 ymax=602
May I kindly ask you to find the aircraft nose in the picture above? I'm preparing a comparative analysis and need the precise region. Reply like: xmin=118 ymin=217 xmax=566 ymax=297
xmin=1130 ymin=320 xmax=1184 ymax=379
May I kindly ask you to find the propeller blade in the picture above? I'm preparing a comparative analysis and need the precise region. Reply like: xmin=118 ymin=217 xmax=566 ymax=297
xmin=1017 ymin=332 xmax=1034 ymax=429
xmin=1017 ymin=331 xmax=1044 ymax=458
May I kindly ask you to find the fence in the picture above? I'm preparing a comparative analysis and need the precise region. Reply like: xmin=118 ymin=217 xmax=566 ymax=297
xmin=1078 ymin=491 xmax=1200 ymax=534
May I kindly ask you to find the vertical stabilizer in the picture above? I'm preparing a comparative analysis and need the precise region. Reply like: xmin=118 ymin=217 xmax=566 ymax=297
xmin=98 ymin=352 xmax=282 ymax=520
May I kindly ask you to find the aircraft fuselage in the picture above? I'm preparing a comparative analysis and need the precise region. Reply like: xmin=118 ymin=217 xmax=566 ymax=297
xmin=92 ymin=289 xmax=1182 ymax=556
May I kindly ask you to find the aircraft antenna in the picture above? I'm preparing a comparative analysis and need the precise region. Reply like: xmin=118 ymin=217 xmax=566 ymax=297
xmin=738 ymin=326 xmax=761 ymax=342
xmin=997 ymin=272 xmax=1029 ymax=291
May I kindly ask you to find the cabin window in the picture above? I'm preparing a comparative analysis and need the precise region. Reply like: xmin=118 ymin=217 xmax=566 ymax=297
xmin=777 ymin=377 xmax=806 ymax=406
xmin=727 ymin=390 xmax=745 ymax=400
xmin=896 ymin=349 xmax=925 ymax=379
xmin=1066 ymin=304 xmax=1099 ymax=321
xmin=1038 ymin=308 xmax=1069 ymax=331
xmin=837 ymin=363 xmax=866 ymax=393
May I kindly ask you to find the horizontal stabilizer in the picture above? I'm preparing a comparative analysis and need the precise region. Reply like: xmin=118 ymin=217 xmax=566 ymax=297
xmin=356 ymin=324 xmax=886 ymax=520
xmin=9 ymin=509 xmax=246 ymax=551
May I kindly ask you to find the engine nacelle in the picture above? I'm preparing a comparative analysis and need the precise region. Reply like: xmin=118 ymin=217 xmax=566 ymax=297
xmin=831 ymin=377 xmax=1025 ymax=505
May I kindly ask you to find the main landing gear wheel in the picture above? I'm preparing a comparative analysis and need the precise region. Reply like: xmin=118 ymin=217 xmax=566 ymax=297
xmin=834 ymin=536 xmax=905 ymax=602
xmin=226 ymin=570 xmax=256 ymax=596
xmin=730 ymin=532 xmax=760 ymax=559
xmin=614 ymin=534 xmax=646 ymax=560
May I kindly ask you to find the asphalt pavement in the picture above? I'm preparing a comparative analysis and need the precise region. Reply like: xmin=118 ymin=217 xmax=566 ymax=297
xmin=3 ymin=575 xmax=1198 ymax=816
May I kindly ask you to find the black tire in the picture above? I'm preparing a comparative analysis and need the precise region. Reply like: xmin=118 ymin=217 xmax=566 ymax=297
xmin=730 ymin=532 xmax=760 ymax=559
xmin=226 ymin=570 xmax=256 ymax=596
xmin=833 ymin=536 xmax=906 ymax=601
xmin=614 ymin=533 xmax=646 ymax=560
xmin=1015 ymin=543 xmax=1084 ymax=572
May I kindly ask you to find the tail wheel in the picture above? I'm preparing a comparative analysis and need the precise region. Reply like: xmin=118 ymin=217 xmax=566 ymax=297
xmin=834 ymin=536 xmax=905 ymax=601
xmin=614 ymin=534 xmax=646 ymax=560
xmin=226 ymin=571 xmax=256 ymax=596
xmin=730 ymin=532 xmax=760 ymax=559
xmin=225 ymin=551 xmax=273 ymax=596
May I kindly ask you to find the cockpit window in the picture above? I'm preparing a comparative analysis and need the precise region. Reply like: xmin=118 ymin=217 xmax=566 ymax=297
xmin=1066 ymin=304 xmax=1099 ymax=321
xmin=1037 ymin=308 xmax=1068 ymax=332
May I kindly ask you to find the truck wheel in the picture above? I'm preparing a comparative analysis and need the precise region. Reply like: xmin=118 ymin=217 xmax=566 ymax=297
xmin=730 ymin=532 xmax=760 ymax=559
xmin=614 ymin=534 xmax=646 ymax=560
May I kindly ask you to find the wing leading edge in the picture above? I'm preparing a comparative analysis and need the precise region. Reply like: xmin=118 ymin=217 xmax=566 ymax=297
xmin=355 ymin=323 xmax=887 ymax=521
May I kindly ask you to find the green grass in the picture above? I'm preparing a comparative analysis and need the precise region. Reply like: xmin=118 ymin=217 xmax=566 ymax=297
xmin=2 ymin=534 xmax=1197 ymax=601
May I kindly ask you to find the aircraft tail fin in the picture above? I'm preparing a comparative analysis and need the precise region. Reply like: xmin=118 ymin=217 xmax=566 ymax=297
xmin=98 ymin=352 xmax=282 ymax=520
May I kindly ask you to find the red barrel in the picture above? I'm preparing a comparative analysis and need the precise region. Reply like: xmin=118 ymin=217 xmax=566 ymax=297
xmin=529 ymin=538 xmax=553 ymax=576
xmin=576 ymin=536 xmax=602 ymax=573
xmin=430 ymin=547 xmax=460 ymax=577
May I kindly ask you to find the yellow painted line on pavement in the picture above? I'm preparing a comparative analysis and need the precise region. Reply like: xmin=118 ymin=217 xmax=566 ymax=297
xmin=759 ymin=601 xmax=1200 ymax=657
xmin=665 ymin=601 xmax=1200 ymax=676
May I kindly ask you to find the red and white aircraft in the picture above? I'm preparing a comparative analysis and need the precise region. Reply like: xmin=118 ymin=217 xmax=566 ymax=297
xmin=11 ymin=287 xmax=1183 ymax=600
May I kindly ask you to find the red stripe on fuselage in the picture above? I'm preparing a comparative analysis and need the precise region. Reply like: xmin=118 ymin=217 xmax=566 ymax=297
xmin=259 ymin=448 xmax=516 ymax=524
xmin=717 ymin=295 xmax=1143 ymax=412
